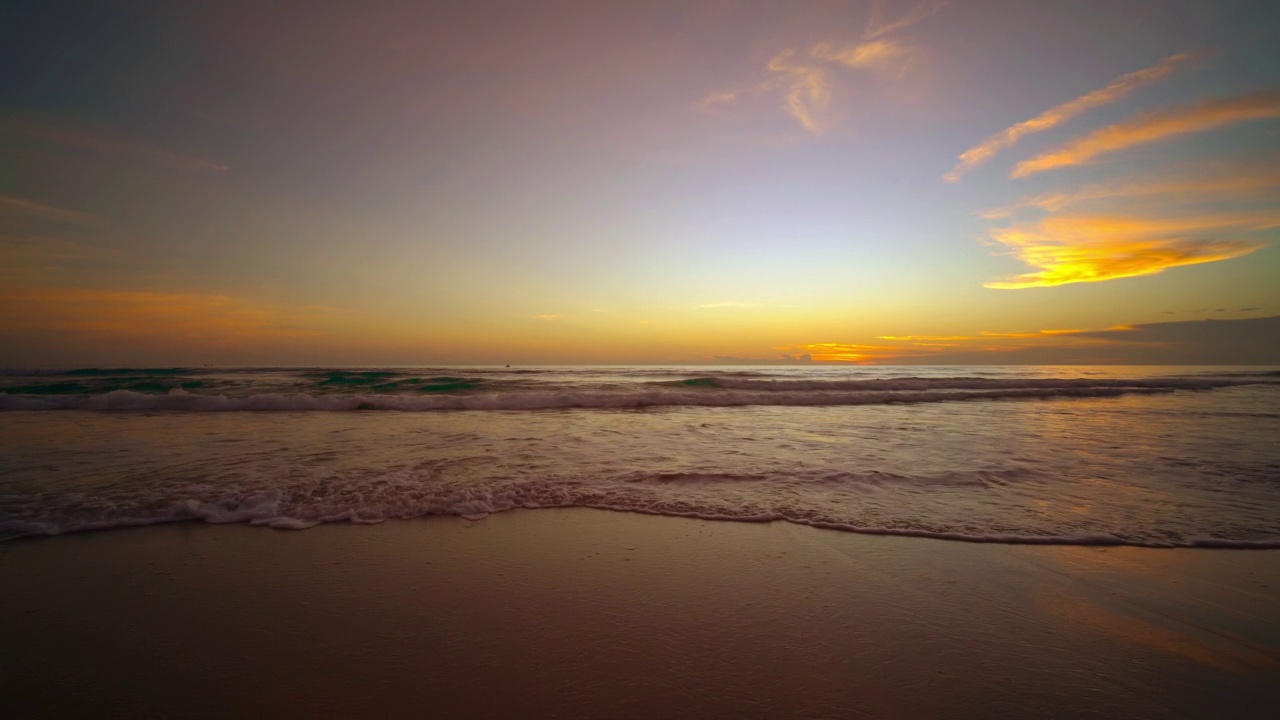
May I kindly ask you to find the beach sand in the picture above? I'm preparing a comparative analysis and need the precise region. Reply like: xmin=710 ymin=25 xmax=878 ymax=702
xmin=3 ymin=510 xmax=1279 ymax=719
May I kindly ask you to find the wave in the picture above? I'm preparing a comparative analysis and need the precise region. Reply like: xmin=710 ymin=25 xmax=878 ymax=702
xmin=665 ymin=376 xmax=1271 ymax=391
xmin=5 ymin=476 xmax=1278 ymax=549
xmin=0 ymin=384 xmax=1214 ymax=411
xmin=3 ymin=373 xmax=1274 ymax=410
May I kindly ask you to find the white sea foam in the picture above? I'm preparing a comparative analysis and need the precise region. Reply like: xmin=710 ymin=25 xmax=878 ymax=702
xmin=5 ymin=477 xmax=1280 ymax=548
xmin=0 ymin=382 xmax=1258 ymax=411
xmin=693 ymin=376 xmax=1251 ymax=391
xmin=3 ymin=367 xmax=1278 ymax=548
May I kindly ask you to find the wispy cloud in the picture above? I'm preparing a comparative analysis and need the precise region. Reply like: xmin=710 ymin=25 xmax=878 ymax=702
xmin=876 ymin=334 xmax=973 ymax=341
xmin=982 ymin=166 xmax=1280 ymax=217
xmin=878 ymin=329 xmax=1091 ymax=341
xmin=700 ymin=0 xmax=944 ymax=134
xmin=1011 ymin=91 xmax=1280 ymax=178
xmin=792 ymin=324 xmax=1166 ymax=364
xmin=977 ymin=160 xmax=1280 ymax=289
xmin=778 ymin=342 xmax=929 ymax=363
xmin=764 ymin=50 xmax=835 ymax=134
xmin=864 ymin=0 xmax=950 ymax=40
xmin=945 ymin=52 xmax=1196 ymax=182
xmin=530 ymin=314 xmax=562 ymax=320
xmin=2 ymin=116 xmax=229 ymax=172
xmin=812 ymin=39 xmax=911 ymax=70
xmin=790 ymin=316 xmax=1280 ymax=364
xmin=697 ymin=91 xmax=740 ymax=111
xmin=0 ymin=196 xmax=101 ymax=225
xmin=982 ymin=212 xmax=1275 ymax=289
xmin=0 ymin=287 xmax=334 ymax=344
xmin=0 ymin=237 xmax=112 ymax=284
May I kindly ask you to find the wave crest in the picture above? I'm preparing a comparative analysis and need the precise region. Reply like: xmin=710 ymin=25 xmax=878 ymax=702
xmin=0 ymin=384 xmax=1222 ymax=411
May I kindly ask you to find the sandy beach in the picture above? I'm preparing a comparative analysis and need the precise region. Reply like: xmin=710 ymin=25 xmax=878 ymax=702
xmin=3 ymin=510 xmax=1278 ymax=719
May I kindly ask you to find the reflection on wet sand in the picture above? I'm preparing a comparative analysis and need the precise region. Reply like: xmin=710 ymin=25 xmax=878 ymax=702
xmin=1027 ymin=545 xmax=1280 ymax=677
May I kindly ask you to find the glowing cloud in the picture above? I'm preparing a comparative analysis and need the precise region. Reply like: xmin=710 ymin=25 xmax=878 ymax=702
xmin=812 ymin=39 xmax=910 ymax=70
xmin=1011 ymin=92 xmax=1280 ymax=178
xmin=983 ymin=167 xmax=1280 ymax=217
xmin=786 ymin=316 xmax=1280 ymax=365
xmin=945 ymin=53 xmax=1196 ymax=182
xmin=778 ymin=342 xmax=924 ymax=363
xmin=983 ymin=212 xmax=1275 ymax=289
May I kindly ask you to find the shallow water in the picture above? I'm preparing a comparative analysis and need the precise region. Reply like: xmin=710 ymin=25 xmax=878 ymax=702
xmin=2 ymin=365 xmax=1278 ymax=545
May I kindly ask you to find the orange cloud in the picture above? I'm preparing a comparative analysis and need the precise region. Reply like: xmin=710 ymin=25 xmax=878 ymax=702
xmin=876 ymin=334 xmax=973 ymax=341
xmin=700 ymin=2 xmax=941 ymax=134
xmin=978 ymin=328 xmax=1097 ymax=338
xmin=778 ymin=342 xmax=927 ymax=363
xmin=983 ymin=167 xmax=1280 ymax=217
xmin=812 ymin=39 xmax=909 ymax=70
xmin=1011 ymin=92 xmax=1280 ymax=178
xmin=863 ymin=0 xmax=949 ymax=40
xmin=879 ymin=329 xmax=1093 ymax=342
xmin=0 ymin=287 xmax=335 ymax=346
xmin=946 ymin=53 xmax=1195 ymax=182
xmin=766 ymin=50 xmax=834 ymax=134
xmin=781 ymin=316 xmax=1280 ymax=365
xmin=697 ymin=90 xmax=739 ymax=110
xmin=782 ymin=326 xmax=1125 ymax=363
xmin=983 ymin=212 xmax=1275 ymax=289
xmin=2 ymin=117 xmax=229 ymax=172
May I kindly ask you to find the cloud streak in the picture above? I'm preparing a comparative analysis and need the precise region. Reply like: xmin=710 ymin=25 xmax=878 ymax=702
xmin=783 ymin=316 xmax=1280 ymax=365
xmin=700 ymin=1 xmax=944 ymax=134
xmin=0 ymin=196 xmax=101 ymax=225
xmin=946 ymin=52 xmax=1196 ymax=182
xmin=983 ymin=212 xmax=1275 ymax=288
xmin=2 ymin=117 xmax=229 ymax=172
xmin=765 ymin=50 xmax=834 ymax=134
xmin=779 ymin=342 xmax=925 ymax=363
xmin=864 ymin=0 xmax=949 ymax=40
xmin=983 ymin=167 xmax=1280 ymax=217
xmin=1011 ymin=91 xmax=1280 ymax=178
xmin=0 ymin=287 xmax=333 ymax=344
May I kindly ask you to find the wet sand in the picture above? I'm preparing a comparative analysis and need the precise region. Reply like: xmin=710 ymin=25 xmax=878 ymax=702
xmin=2 ymin=510 xmax=1279 ymax=719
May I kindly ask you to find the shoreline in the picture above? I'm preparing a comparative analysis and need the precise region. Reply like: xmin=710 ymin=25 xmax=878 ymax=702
xmin=3 ymin=509 xmax=1279 ymax=718
xmin=7 ymin=506 xmax=1280 ymax=549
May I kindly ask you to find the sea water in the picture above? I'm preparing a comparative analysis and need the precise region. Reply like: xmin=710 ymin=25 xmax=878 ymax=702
xmin=1 ymin=365 xmax=1277 ymax=546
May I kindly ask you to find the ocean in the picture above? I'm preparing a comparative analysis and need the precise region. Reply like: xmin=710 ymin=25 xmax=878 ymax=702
xmin=2 ymin=365 xmax=1278 ymax=546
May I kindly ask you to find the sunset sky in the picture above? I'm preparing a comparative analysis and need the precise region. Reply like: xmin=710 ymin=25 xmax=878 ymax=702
xmin=2 ymin=0 xmax=1278 ymax=365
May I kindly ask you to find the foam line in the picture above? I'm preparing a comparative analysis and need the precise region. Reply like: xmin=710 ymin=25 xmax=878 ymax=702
xmin=5 ymin=502 xmax=1278 ymax=548
xmin=0 ymin=383 xmax=1250 ymax=411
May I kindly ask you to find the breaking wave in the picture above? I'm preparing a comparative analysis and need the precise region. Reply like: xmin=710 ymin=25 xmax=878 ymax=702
xmin=663 ymin=376 xmax=1258 ymax=391
xmin=5 ymin=466 xmax=1279 ymax=548
xmin=0 ymin=384 xmax=1213 ymax=411
xmin=5 ymin=366 xmax=1278 ymax=548
xmin=1 ymin=374 xmax=1272 ymax=411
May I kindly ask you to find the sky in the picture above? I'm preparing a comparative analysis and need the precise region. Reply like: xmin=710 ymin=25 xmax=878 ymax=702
xmin=2 ymin=0 xmax=1278 ymax=365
